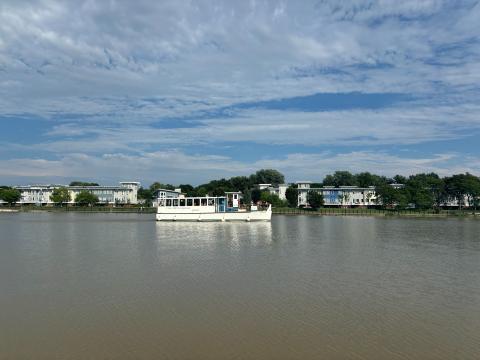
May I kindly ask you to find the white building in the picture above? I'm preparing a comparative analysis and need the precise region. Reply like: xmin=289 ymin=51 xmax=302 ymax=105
xmin=152 ymin=188 xmax=182 ymax=207
xmin=292 ymin=181 xmax=378 ymax=207
xmin=14 ymin=181 xmax=140 ymax=205
xmin=259 ymin=183 xmax=289 ymax=201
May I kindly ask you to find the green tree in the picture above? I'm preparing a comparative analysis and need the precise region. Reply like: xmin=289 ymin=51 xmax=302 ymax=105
xmin=253 ymin=169 xmax=285 ymax=185
xmin=196 ymin=187 xmax=208 ymax=197
xmin=445 ymin=173 xmax=480 ymax=210
xmin=179 ymin=184 xmax=196 ymax=196
xmin=445 ymin=173 xmax=480 ymax=211
xmin=251 ymin=188 xmax=262 ymax=203
xmin=355 ymin=172 xmax=386 ymax=187
xmin=75 ymin=191 xmax=99 ymax=206
xmin=404 ymin=173 xmax=445 ymax=210
xmin=260 ymin=191 xmax=287 ymax=207
xmin=137 ymin=187 xmax=153 ymax=206
xmin=375 ymin=183 xmax=402 ymax=209
xmin=69 ymin=181 xmax=99 ymax=186
xmin=50 ymin=187 xmax=71 ymax=206
xmin=285 ymin=186 xmax=298 ymax=207
xmin=393 ymin=175 xmax=407 ymax=184
xmin=229 ymin=176 xmax=252 ymax=193
xmin=307 ymin=191 xmax=324 ymax=209
xmin=149 ymin=182 xmax=175 ymax=191
xmin=0 ymin=188 xmax=21 ymax=205
xmin=323 ymin=171 xmax=357 ymax=187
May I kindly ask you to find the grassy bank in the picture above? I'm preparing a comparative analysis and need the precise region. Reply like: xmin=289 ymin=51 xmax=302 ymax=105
xmin=273 ymin=207 xmax=479 ymax=217
xmin=2 ymin=206 xmax=478 ymax=217
xmin=1 ymin=206 xmax=157 ymax=214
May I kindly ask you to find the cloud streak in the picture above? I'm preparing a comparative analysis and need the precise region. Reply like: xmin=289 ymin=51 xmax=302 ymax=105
xmin=1 ymin=1 xmax=479 ymax=184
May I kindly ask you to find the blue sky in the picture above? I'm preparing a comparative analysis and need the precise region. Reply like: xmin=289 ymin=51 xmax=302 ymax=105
xmin=1 ymin=0 xmax=480 ymax=185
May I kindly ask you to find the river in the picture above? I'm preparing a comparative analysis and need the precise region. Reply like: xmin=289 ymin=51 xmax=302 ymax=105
xmin=1 ymin=212 xmax=479 ymax=359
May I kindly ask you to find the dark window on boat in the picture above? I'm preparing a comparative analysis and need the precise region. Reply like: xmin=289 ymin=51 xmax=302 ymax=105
xmin=180 ymin=199 xmax=185 ymax=206
xmin=187 ymin=199 xmax=193 ymax=206
xmin=166 ymin=199 xmax=172 ymax=206
xmin=194 ymin=199 xmax=200 ymax=206
xmin=201 ymin=199 xmax=207 ymax=206
xmin=173 ymin=199 xmax=178 ymax=206
xmin=208 ymin=198 xmax=214 ymax=206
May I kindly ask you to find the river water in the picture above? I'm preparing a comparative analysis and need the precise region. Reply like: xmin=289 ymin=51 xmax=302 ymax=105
xmin=1 ymin=212 xmax=479 ymax=359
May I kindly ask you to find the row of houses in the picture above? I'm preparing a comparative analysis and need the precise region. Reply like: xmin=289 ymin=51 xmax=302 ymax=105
xmin=1 ymin=182 xmax=140 ymax=206
xmin=262 ymin=181 xmax=470 ymax=208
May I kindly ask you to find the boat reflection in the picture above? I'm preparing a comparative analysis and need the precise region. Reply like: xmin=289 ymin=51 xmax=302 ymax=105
xmin=155 ymin=221 xmax=273 ymax=250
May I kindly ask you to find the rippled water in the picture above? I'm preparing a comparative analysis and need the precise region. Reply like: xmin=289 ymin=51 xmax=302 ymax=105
xmin=1 ymin=212 xmax=479 ymax=359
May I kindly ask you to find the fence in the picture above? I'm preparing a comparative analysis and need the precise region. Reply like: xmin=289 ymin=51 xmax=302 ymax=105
xmin=272 ymin=207 xmax=477 ymax=217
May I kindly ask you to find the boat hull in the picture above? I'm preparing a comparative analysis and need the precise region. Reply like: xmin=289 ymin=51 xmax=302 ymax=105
xmin=156 ymin=208 xmax=272 ymax=222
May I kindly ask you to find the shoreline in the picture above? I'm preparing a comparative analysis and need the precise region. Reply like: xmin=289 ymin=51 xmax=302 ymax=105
xmin=1 ymin=206 xmax=479 ymax=218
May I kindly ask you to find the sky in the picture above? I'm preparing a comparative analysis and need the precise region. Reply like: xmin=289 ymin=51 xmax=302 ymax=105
xmin=1 ymin=0 xmax=480 ymax=186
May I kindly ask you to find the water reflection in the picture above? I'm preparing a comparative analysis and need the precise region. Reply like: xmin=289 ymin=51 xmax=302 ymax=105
xmin=155 ymin=221 xmax=273 ymax=249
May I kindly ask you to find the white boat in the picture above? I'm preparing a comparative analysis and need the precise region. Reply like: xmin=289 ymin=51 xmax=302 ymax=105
xmin=156 ymin=191 xmax=271 ymax=222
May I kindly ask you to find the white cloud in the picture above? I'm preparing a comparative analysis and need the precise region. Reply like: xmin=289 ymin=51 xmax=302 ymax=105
xmin=1 ymin=1 xmax=480 ymax=183
xmin=0 ymin=150 xmax=478 ymax=186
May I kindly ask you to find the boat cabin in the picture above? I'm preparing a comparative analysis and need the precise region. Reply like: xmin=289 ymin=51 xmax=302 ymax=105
xmin=158 ymin=192 xmax=243 ymax=213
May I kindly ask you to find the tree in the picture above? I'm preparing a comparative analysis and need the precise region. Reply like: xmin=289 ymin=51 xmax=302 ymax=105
xmin=260 ymin=191 xmax=287 ymax=207
xmin=196 ymin=187 xmax=208 ymax=197
xmin=285 ymin=186 xmax=298 ymax=207
xmin=445 ymin=173 xmax=480 ymax=211
xmin=75 ymin=191 xmax=99 ymax=206
xmin=251 ymin=188 xmax=262 ymax=203
xmin=307 ymin=191 xmax=324 ymax=209
xmin=355 ymin=172 xmax=386 ymax=187
xmin=322 ymin=171 xmax=357 ymax=187
xmin=50 ymin=187 xmax=71 ymax=206
xmin=404 ymin=173 xmax=445 ymax=210
xmin=0 ymin=188 xmax=21 ymax=206
xmin=137 ymin=187 xmax=153 ymax=206
xmin=375 ymin=183 xmax=401 ymax=209
xmin=149 ymin=182 xmax=175 ymax=191
xmin=253 ymin=169 xmax=285 ymax=185
xmin=393 ymin=175 xmax=407 ymax=184
xmin=229 ymin=176 xmax=252 ymax=193
xmin=179 ymin=184 xmax=196 ymax=196
xmin=69 ymin=181 xmax=99 ymax=186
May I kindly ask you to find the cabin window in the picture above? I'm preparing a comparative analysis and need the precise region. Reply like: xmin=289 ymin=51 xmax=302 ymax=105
xmin=180 ymin=199 xmax=185 ymax=206
xmin=166 ymin=199 xmax=172 ymax=206
xmin=234 ymin=194 xmax=238 ymax=199
xmin=173 ymin=199 xmax=178 ymax=206
xmin=208 ymin=199 xmax=214 ymax=206
xmin=187 ymin=199 xmax=193 ymax=206
xmin=201 ymin=199 xmax=207 ymax=206
xmin=194 ymin=199 xmax=200 ymax=206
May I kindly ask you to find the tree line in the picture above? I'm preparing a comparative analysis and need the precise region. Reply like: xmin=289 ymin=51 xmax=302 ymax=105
xmin=138 ymin=169 xmax=286 ymax=206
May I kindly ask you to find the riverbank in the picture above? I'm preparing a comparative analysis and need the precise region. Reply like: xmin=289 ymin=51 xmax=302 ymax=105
xmin=0 ymin=206 xmax=156 ymax=214
xmin=1 ymin=206 xmax=479 ymax=218
xmin=273 ymin=207 xmax=480 ymax=218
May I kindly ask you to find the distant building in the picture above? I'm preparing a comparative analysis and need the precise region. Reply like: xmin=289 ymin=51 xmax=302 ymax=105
xmin=295 ymin=181 xmax=379 ymax=207
xmin=152 ymin=188 xmax=182 ymax=207
xmin=14 ymin=181 xmax=140 ymax=205
xmin=258 ymin=183 xmax=289 ymax=201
